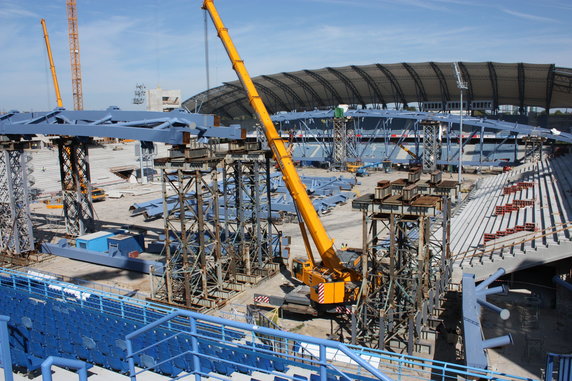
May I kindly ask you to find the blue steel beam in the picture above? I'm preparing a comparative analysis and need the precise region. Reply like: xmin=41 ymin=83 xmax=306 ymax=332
xmin=271 ymin=108 xmax=572 ymax=144
xmin=462 ymin=269 xmax=513 ymax=370
xmin=0 ymin=109 xmax=243 ymax=144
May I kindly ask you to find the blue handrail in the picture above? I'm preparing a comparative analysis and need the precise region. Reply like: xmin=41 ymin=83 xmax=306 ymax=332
xmin=0 ymin=315 xmax=13 ymax=381
xmin=125 ymin=310 xmax=393 ymax=381
xmin=0 ymin=266 xmax=536 ymax=381
xmin=41 ymin=356 xmax=89 ymax=381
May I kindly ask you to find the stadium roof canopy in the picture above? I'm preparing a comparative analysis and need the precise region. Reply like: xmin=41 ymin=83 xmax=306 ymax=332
xmin=183 ymin=62 xmax=572 ymax=119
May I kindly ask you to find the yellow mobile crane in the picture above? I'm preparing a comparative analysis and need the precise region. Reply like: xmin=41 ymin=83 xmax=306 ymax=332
xmin=203 ymin=1 xmax=362 ymax=309
xmin=40 ymin=19 xmax=63 ymax=108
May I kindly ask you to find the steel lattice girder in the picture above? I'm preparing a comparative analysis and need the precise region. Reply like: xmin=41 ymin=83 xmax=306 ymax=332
xmin=0 ymin=109 xmax=243 ymax=144
xmin=271 ymin=109 xmax=572 ymax=144
xmin=57 ymin=139 xmax=94 ymax=237
xmin=0 ymin=149 xmax=34 ymax=254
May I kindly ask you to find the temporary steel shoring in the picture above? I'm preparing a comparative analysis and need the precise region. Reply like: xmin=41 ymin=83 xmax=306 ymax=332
xmin=523 ymin=136 xmax=544 ymax=163
xmin=57 ymin=138 xmax=94 ymax=237
xmin=0 ymin=148 xmax=34 ymax=255
xmin=157 ymin=164 xmax=225 ymax=310
xmin=155 ymin=149 xmax=279 ymax=310
xmin=0 ymin=108 xmax=242 ymax=249
xmin=422 ymin=120 xmax=441 ymax=173
xmin=332 ymin=117 xmax=347 ymax=169
xmin=351 ymin=197 xmax=451 ymax=354
xmin=223 ymin=152 xmax=279 ymax=280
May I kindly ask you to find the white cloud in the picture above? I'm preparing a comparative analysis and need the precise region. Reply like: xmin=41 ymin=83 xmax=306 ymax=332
xmin=0 ymin=1 xmax=39 ymax=19
xmin=500 ymin=8 xmax=558 ymax=23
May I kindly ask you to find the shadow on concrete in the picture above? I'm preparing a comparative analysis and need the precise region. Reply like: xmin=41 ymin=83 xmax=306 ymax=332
xmin=73 ymin=267 xmax=145 ymax=283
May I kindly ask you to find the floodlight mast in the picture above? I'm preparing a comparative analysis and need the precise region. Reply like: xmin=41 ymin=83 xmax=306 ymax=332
xmin=453 ymin=62 xmax=468 ymax=201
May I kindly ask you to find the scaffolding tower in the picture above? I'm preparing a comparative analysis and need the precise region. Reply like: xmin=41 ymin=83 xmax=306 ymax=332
xmin=523 ymin=136 xmax=544 ymax=163
xmin=422 ymin=120 xmax=441 ymax=173
xmin=57 ymin=138 xmax=94 ymax=236
xmin=332 ymin=117 xmax=348 ymax=169
xmin=0 ymin=144 xmax=35 ymax=256
xmin=351 ymin=190 xmax=451 ymax=354
xmin=154 ymin=157 xmax=225 ymax=310
xmin=222 ymin=151 xmax=279 ymax=283
xmin=153 ymin=145 xmax=280 ymax=310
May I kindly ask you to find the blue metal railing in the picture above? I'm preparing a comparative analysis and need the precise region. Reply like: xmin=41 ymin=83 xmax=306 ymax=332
xmin=41 ymin=356 xmax=90 ymax=381
xmin=125 ymin=310 xmax=392 ymax=381
xmin=545 ymin=353 xmax=572 ymax=381
xmin=0 ymin=315 xmax=13 ymax=381
xmin=0 ymin=266 xmax=537 ymax=381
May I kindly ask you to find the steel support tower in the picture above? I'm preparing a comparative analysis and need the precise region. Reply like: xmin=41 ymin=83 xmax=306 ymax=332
xmin=351 ymin=193 xmax=451 ymax=354
xmin=222 ymin=151 xmax=279 ymax=283
xmin=155 ymin=158 xmax=226 ymax=310
xmin=153 ymin=146 xmax=280 ymax=310
xmin=422 ymin=120 xmax=441 ymax=173
xmin=523 ymin=136 xmax=544 ymax=163
xmin=0 ymin=145 xmax=34 ymax=257
xmin=57 ymin=138 xmax=94 ymax=236
xmin=332 ymin=117 xmax=348 ymax=169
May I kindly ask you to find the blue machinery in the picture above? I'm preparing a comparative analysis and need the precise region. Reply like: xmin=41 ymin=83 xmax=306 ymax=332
xmin=0 ymin=267 xmax=535 ymax=381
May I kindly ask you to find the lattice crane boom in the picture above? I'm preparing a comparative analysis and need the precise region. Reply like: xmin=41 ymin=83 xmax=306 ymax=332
xmin=66 ymin=0 xmax=83 ymax=110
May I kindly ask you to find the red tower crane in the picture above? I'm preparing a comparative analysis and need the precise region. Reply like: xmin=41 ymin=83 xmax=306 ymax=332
xmin=66 ymin=0 xmax=83 ymax=110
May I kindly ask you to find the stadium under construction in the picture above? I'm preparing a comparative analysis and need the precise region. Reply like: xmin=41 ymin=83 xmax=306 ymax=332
xmin=0 ymin=1 xmax=572 ymax=381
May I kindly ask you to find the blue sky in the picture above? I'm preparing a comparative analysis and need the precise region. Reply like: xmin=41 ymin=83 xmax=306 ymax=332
xmin=1 ymin=0 xmax=571 ymax=112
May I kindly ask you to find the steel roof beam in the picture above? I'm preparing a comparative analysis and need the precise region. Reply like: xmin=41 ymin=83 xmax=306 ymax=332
xmin=546 ymin=64 xmax=556 ymax=111
xmin=0 ymin=110 xmax=243 ymax=143
xmin=517 ymin=63 xmax=526 ymax=114
xmin=270 ymin=108 xmax=572 ymax=144
xmin=205 ymin=84 xmax=244 ymax=110
xmin=458 ymin=62 xmax=474 ymax=108
xmin=487 ymin=62 xmax=499 ymax=111
xmin=210 ymin=97 xmax=251 ymax=119
xmin=376 ymin=64 xmax=407 ymax=107
xmin=326 ymin=67 xmax=366 ymax=108
xmin=429 ymin=62 xmax=451 ymax=108
xmin=402 ymin=62 xmax=428 ymax=104
xmin=351 ymin=65 xmax=386 ymax=108
xmin=553 ymin=73 xmax=572 ymax=94
xmin=261 ymin=75 xmax=305 ymax=109
xmin=304 ymin=70 xmax=343 ymax=105
xmin=249 ymin=81 xmax=290 ymax=113
xmin=282 ymin=72 xmax=326 ymax=107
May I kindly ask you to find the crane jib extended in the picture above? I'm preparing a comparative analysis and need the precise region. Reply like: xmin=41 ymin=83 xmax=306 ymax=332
xmin=202 ymin=0 xmax=362 ymax=304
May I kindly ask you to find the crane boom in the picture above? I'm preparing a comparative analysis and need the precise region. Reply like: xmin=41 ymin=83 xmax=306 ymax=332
xmin=40 ymin=19 xmax=63 ymax=108
xmin=66 ymin=0 xmax=83 ymax=110
xmin=202 ymin=0 xmax=344 ymax=272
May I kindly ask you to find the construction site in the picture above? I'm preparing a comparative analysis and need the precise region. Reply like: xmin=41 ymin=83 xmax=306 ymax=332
xmin=0 ymin=1 xmax=571 ymax=381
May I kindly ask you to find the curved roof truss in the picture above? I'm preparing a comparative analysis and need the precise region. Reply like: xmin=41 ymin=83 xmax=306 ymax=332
xmin=184 ymin=62 xmax=572 ymax=119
